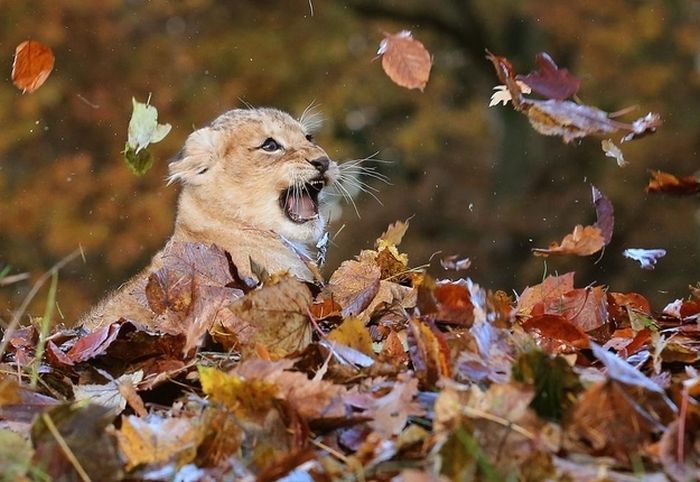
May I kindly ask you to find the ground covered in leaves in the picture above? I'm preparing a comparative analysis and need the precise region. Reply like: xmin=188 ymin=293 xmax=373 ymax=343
xmin=1 ymin=220 xmax=700 ymax=482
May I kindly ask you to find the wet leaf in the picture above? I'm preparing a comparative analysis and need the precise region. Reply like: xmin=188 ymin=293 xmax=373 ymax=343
xmin=11 ymin=40 xmax=55 ymax=93
xmin=623 ymin=248 xmax=667 ymax=270
xmin=377 ymin=31 xmax=431 ymax=91
xmin=516 ymin=52 xmax=581 ymax=100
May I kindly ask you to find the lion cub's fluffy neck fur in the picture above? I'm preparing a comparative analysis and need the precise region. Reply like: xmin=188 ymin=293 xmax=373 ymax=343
xmin=81 ymin=107 xmax=338 ymax=330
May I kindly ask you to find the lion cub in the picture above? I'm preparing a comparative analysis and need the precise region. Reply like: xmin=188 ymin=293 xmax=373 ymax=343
xmin=81 ymin=107 xmax=339 ymax=330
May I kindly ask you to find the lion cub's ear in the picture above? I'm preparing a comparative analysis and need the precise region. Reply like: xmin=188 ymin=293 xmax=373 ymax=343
xmin=167 ymin=127 xmax=222 ymax=186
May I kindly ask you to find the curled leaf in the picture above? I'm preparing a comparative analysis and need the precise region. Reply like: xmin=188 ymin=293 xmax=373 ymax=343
xmin=601 ymin=139 xmax=627 ymax=167
xmin=124 ymin=97 xmax=172 ymax=176
xmin=533 ymin=225 xmax=604 ymax=257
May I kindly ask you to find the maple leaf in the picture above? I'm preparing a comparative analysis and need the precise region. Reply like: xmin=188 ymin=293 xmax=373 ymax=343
xmin=623 ymin=248 xmax=667 ymax=270
xmin=11 ymin=40 xmax=55 ymax=93
xmin=516 ymin=52 xmax=581 ymax=100
xmin=646 ymin=170 xmax=700 ymax=196
xmin=377 ymin=31 xmax=432 ymax=91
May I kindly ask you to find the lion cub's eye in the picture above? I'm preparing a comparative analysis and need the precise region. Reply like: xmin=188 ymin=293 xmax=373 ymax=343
xmin=305 ymin=134 xmax=314 ymax=142
xmin=260 ymin=138 xmax=282 ymax=152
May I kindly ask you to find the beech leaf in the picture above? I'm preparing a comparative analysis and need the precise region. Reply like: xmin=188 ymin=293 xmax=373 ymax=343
xmin=378 ymin=31 xmax=431 ymax=91
xmin=11 ymin=40 xmax=55 ymax=93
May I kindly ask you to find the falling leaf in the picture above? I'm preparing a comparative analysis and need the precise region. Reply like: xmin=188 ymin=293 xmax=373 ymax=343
xmin=377 ymin=219 xmax=410 ymax=247
xmin=377 ymin=31 xmax=431 ymax=91
xmin=601 ymin=139 xmax=627 ymax=167
xmin=489 ymin=81 xmax=531 ymax=107
xmin=591 ymin=185 xmax=614 ymax=245
xmin=11 ymin=40 xmax=55 ymax=93
xmin=623 ymin=248 xmax=667 ymax=270
xmin=486 ymin=50 xmax=661 ymax=144
xmin=646 ymin=170 xmax=700 ymax=196
xmin=327 ymin=257 xmax=381 ymax=318
xmin=516 ymin=52 xmax=581 ymax=100
xmin=533 ymin=225 xmax=605 ymax=257
xmin=439 ymin=255 xmax=472 ymax=271
xmin=124 ymin=97 xmax=172 ymax=176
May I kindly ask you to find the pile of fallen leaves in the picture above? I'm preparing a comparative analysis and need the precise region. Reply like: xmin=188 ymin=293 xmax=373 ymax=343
xmin=2 ymin=220 xmax=700 ymax=482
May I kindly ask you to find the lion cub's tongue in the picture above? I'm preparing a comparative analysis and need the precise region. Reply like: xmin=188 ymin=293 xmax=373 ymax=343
xmin=289 ymin=193 xmax=316 ymax=219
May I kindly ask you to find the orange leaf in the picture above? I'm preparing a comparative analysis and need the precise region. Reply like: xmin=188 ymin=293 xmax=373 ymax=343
xmin=378 ymin=31 xmax=431 ymax=91
xmin=646 ymin=170 xmax=700 ymax=196
xmin=12 ymin=40 xmax=55 ymax=93
xmin=533 ymin=224 xmax=605 ymax=257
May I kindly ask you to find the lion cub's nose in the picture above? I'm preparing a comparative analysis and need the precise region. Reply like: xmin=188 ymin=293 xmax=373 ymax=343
xmin=309 ymin=156 xmax=330 ymax=174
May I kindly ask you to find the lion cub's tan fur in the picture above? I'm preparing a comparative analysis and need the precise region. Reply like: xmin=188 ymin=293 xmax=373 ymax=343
xmin=81 ymin=107 xmax=338 ymax=330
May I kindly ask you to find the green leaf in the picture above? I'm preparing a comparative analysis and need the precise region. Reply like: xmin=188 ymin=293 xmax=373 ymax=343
xmin=123 ymin=97 xmax=171 ymax=176
xmin=124 ymin=143 xmax=155 ymax=176
xmin=512 ymin=350 xmax=582 ymax=422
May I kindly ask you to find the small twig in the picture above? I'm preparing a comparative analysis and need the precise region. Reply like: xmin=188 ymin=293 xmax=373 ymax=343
xmin=0 ymin=272 xmax=31 ymax=286
xmin=462 ymin=406 xmax=536 ymax=440
xmin=41 ymin=412 xmax=92 ymax=482
xmin=0 ymin=248 xmax=82 ymax=359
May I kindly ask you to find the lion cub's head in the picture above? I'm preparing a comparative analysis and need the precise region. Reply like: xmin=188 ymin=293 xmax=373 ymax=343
xmin=168 ymin=107 xmax=339 ymax=247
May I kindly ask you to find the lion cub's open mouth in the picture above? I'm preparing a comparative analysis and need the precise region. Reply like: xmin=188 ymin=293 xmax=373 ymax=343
xmin=280 ymin=177 xmax=325 ymax=224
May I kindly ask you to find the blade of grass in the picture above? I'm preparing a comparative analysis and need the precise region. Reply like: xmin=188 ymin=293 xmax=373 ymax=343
xmin=30 ymin=271 xmax=58 ymax=388
xmin=0 ymin=248 xmax=81 ymax=360
xmin=41 ymin=412 xmax=92 ymax=482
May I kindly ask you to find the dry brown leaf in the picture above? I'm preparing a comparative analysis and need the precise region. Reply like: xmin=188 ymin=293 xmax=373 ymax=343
xmin=12 ymin=40 xmax=55 ymax=93
xmin=517 ymin=272 xmax=575 ymax=316
xmin=327 ymin=257 xmax=381 ymax=318
xmin=545 ymin=286 xmax=608 ymax=334
xmin=365 ymin=374 xmax=425 ymax=437
xmin=212 ymin=274 xmax=313 ymax=357
xmin=533 ymin=225 xmax=605 ymax=257
xmin=116 ymin=414 xmax=202 ymax=470
xmin=377 ymin=31 xmax=431 ymax=91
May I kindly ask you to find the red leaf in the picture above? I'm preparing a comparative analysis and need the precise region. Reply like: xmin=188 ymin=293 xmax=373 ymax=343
xmin=11 ymin=40 xmax=55 ymax=93
xmin=521 ymin=314 xmax=590 ymax=348
xmin=516 ymin=52 xmax=581 ymax=100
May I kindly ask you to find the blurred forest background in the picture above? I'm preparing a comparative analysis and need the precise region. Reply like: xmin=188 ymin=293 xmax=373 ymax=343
xmin=1 ymin=0 xmax=699 ymax=325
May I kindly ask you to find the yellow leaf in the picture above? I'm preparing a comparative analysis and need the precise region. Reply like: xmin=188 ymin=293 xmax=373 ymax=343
xmin=198 ymin=365 xmax=278 ymax=415
xmin=327 ymin=317 xmax=374 ymax=356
